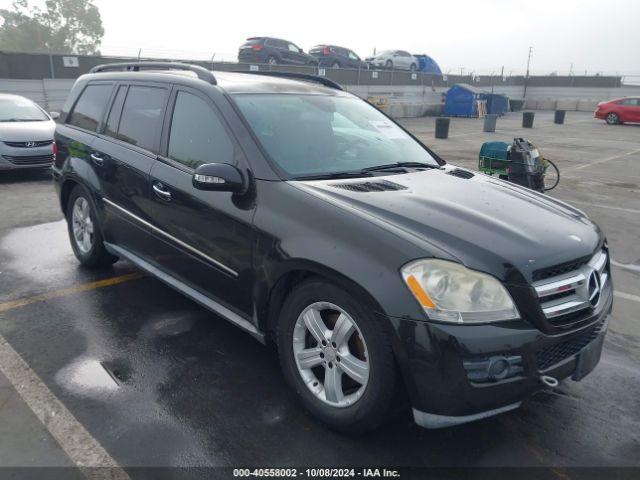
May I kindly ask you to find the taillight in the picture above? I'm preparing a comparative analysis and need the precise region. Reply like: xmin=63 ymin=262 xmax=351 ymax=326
xmin=323 ymin=46 xmax=330 ymax=55
xmin=52 ymin=141 xmax=58 ymax=161
xmin=252 ymin=44 xmax=263 ymax=52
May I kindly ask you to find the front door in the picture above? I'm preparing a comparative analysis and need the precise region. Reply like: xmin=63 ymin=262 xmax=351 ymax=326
xmin=148 ymin=87 xmax=255 ymax=318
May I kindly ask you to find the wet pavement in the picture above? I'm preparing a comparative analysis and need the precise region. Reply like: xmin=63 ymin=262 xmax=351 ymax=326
xmin=0 ymin=111 xmax=638 ymax=475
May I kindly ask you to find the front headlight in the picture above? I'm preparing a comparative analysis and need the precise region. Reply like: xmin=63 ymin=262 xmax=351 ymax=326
xmin=401 ymin=259 xmax=520 ymax=324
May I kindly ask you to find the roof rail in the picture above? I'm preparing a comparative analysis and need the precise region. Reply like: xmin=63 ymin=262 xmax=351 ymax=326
xmin=89 ymin=62 xmax=217 ymax=85
xmin=243 ymin=71 xmax=344 ymax=91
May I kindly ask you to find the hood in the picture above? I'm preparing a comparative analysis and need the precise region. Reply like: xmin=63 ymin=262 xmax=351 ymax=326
xmin=294 ymin=168 xmax=602 ymax=284
xmin=0 ymin=120 xmax=55 ymax=142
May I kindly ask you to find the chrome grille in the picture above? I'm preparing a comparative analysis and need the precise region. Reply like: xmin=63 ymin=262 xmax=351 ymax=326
xmin=3 ymin=140 xmax=53 ymax=148
xmin=533 ymin=250 xmax=608 ymax=323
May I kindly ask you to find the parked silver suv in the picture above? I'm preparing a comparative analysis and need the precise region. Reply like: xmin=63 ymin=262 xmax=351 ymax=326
xmin=0 ymin=94 xmax=58 ymax=171
xmin=365 ymin=50 xmax=418 ymax=71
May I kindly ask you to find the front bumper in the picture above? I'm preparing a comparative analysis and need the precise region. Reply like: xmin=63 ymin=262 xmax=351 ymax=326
xmin=390 ymin=282 xmax=612 ymax=429
xmin=0 ymin=144 xmax=54 ymax=170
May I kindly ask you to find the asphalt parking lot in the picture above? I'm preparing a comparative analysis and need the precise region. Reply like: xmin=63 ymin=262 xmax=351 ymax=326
xmin=0 ymin=110 xmax=638 ymax=476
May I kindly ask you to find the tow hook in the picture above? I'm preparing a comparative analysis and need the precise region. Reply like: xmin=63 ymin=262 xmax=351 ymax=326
xmin=540 ymin=375 xmax=559 ymax=388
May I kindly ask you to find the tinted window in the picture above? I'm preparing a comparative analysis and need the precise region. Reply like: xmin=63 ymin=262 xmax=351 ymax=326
xmin=68 ymin=84 xmax=112 ymax=132
xmin=348 ymin=51 xmax=359 ymax=60
xmin=116 ymin=86 xmax=166 ymax=152
xmin=168 ymin=91 xmax=234 ymax=169
xmin=288 ymin=43 xmax=299 ymax=52
xmin=104 ymin=86 xmax=127 ymax=138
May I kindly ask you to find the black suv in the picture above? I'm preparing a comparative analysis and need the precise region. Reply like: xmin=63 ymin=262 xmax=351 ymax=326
xmin=53 ymin=62 xmax=612 ymax=433
xmin=238 ymin=37 xmax=318 ymax=66
xmin=309 ymin=45 xmax=368 ymax=69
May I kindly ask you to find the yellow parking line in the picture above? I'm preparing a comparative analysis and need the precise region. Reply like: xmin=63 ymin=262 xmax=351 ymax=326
xmin=0 ymin=272 xmax=145 ymax=314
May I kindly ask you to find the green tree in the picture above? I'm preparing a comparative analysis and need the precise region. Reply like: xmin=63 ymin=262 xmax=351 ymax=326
xmin=0 ymin=0 xmax=104 ymax=54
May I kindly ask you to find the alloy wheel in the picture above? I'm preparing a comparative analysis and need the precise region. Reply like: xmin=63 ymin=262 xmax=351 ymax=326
xmin=292 ymin=302 xmax=370 ymax=408
xmin=71 ymin=197 xmax=94 ymax=254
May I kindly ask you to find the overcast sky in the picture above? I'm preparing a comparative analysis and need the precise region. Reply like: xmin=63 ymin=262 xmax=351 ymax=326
xmin=3 ymin=0 xmax=639 ymax=75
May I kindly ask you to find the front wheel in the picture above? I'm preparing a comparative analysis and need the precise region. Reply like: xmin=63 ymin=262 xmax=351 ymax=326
xmin=385 ymin=60 xmax=393 ymax=70
xmin=277 ymin=279 xmax=396 ymax=434
xmin=605 ymin=112 xmax=619 ymax=125
xmin=66 ymin=185 xmax=118 ymax=268
xmin=267 ymin=56 xmax=278 ymax=65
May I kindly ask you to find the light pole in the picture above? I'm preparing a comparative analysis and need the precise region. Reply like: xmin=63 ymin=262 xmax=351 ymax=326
xmin=523 ymin=46 xmax=533 ymax=99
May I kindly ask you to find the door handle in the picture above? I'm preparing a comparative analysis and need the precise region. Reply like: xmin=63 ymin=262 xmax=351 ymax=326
xmin=152 ymin=182 xmax=172 ymax=201
xmin=90 ymin=152 xmax=104 ymax=166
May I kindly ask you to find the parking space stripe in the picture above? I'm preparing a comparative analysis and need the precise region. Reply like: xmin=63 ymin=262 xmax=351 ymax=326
xmin=614 ymin=291 xmax=640 ymax=303
xmin=557 ymin=198 xmax=640 ymax=215
xmin=0 ymin=335 xmax=130 ymax=478
xmin=563 ymin=147 xmax=640 ymax=172
xmin=0 ymin=272 xmax=145 ymax=314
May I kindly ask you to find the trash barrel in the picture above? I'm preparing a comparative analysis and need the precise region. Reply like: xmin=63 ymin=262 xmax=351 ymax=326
xmin=483 ymin=114 xmax=498 ymax=132
xmin=522 ymin=111 xmax=535 ymax=128
xmin=554 ymin=110 xmax=566 ymax=124
xmin=435 ymin=118 xmax=450 ymax=139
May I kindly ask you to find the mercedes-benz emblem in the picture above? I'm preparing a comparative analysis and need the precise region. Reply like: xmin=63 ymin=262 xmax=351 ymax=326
xmin=587 ymin=270 xmax=601 ymax=307
xmin=25 ymin=141 xmax=37 ymax=147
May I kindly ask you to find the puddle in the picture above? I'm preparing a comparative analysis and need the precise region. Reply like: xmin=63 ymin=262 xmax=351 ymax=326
xmin=55 ymin=357 xmax=120 ymax=394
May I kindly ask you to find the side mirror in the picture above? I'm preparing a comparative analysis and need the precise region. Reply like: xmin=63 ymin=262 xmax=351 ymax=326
xmin=192 ymin=163 xmax=245 ymax=193
xmin=49 ymin=111 xmax=60 ymax=120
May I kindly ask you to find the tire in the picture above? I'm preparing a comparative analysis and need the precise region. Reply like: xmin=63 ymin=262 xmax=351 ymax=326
xmin=277 ymin=278 xmax=396 ymax=434
xmin=543 ymin=159 xmax=560 ymax=191
xmin=385 ymin=60 xmax=393 ymax=70
xmin=409 ymin=63 xmax=417 ymax=72
xmin=331 ymin=62 xmax=341 ymax=69
xmin=605 ymin=112 xmax=619 ymax=125
xmin=267 ymin=56 xmax=278 ymax=65
xmin=66 ymin=185 xmax=118 ymax=268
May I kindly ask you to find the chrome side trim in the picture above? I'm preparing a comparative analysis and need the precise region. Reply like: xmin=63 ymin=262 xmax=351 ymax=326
xmin=412 ymin=402 xmax=522 ymax=429
xmin=104 ymin=242 xmax=264 ymax=343
xmin=102 ymin=197 xmax=238 ymax=278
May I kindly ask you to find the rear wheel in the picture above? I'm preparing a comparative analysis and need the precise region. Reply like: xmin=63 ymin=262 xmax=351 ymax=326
xmin=66 ymin=185 xmax=118 ymax=268
xmin=267 ymin=56 xmax=278 ymax=65
xmin=605 ymin=112 xmax=620 ymax=125
xmin=385 ymin=60 xmax=393 ymax=70
xmin=331 ymin=61 xmax=340 ymax=68
xmin=277 ymin=279 xmax=396 ymax=434
xmin=410 ymin=63 xmax=417 ymax=72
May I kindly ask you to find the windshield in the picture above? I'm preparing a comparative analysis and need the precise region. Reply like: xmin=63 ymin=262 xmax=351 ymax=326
xmin=0 ymin=97 xmax=49 ymax=122
xmin=233 ymin=94 xmax=439 ymax=178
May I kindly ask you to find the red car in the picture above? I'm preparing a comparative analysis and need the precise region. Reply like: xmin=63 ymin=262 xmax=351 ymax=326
xmin=594 ymin=97 xmax=640 ymax=124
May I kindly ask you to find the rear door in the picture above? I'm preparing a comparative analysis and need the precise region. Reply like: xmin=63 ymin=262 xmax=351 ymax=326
xmin=57 ymin=82 xmax=114 ymax=195
xmin=148 ymin=86 xmax=255 ymax=317
xmin=91 ymin=82 xmax=170 ymax=259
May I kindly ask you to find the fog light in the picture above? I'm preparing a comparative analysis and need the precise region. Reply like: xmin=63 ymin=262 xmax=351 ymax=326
xmin=463 ymin=355 xmax=523 ymax=383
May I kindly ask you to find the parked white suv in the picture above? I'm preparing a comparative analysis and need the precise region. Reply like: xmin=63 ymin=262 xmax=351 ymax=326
xmin=365 ymin=50 xmax=418 ymax=71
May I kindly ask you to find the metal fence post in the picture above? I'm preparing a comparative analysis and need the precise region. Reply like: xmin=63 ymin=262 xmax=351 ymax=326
xmin=48 ymin=54 xmax=55 ymax=79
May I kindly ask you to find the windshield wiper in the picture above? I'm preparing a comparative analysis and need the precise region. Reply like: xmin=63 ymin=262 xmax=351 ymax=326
xmin=292 ymin=171 xmax=374 ymax=181
xmin=362 ymin=162 xmax=440 ymax=172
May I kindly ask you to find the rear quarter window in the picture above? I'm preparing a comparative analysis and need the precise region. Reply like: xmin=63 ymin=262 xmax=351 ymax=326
xmin=68 ymin=84 xmax=113 ymax=132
